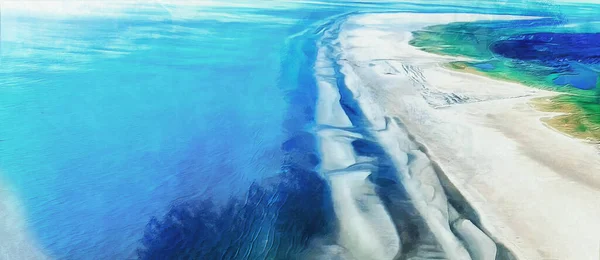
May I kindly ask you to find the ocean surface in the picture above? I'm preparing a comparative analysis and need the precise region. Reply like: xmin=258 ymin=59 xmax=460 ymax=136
xmin=0 ymin=1 xmax=588 ymax=259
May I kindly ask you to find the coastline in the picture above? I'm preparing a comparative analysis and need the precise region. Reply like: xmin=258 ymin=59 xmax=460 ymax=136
xmin=446 ymin=63 xmax=600 ymax=142
xmin=335 ymin=12 xmax=600 ymax=260
xmin=410 ymin=21 xmax=600 ymax=142
xmin=531 ymin=94 xmax=600 ymax=142
xmin=313 ymin=13 xmax=500 ymax=260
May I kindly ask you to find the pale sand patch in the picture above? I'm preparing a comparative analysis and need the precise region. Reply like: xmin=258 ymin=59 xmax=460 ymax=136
xmin=313 ymin=35 xmax=400 ymax=260
xmin=339 ymin=13 xmax=600 ymax=260
xmin=0 ymin=182 xmax=48 ymax=260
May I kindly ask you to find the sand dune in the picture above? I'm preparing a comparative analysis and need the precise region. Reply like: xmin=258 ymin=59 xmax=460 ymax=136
xmin=311 ymin=13 xmax=532 ymax=260
xmin=336 ymin=12 xmax=600 ymax=260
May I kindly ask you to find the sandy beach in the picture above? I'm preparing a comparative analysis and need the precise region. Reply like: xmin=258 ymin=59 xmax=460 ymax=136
xmin=3 ymin=9 xmax=599 ymax=260
xmin=333 ymin=13 xmax=600 ymax=260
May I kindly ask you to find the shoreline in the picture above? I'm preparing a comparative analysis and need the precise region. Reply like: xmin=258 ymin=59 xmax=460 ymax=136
xmin=411 ymin=22 xmax=600 ymax=142
xmin=336 ymin=12 xmax=600 ymax=260
xmin=311 ymin=12 xmax=542 ymax=260
xmin=531 ymin=95 xmax=600 ymax=142
xmin=439 ymin=63 xmax=600 ymax=143
xmin=441 ymin=63 xmax=600 ymax=143
xmin=448 ymin=63 xmax=600 ymax=142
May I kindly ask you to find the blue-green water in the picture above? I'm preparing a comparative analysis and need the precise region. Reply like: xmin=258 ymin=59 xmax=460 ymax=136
xmin=0 ymin=1 xmax=578 ymax=259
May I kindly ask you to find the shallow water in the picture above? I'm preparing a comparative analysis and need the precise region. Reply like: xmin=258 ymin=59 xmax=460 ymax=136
xmin=0 ymin=1 xmax=575 ymax=259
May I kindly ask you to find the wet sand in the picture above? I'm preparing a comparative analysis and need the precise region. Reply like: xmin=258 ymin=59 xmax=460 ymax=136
xmin=338 ymin=13 xmax=600 ymax=260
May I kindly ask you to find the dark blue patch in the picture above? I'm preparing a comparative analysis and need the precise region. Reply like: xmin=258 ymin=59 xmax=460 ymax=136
xmin=136 ymin=15 xmax=335 ymax=260
xmin=491 ymin=33 xmax=600 ymax=65
xmin=491 ymin=33 xmax=600 ymax=89
xmin=553 ymin=64 xmax=599 ymax=90
xmin=136 ymin=165 xmax=334 ymax=260
xmin=473 ymin=62 xmax=495 ymax=71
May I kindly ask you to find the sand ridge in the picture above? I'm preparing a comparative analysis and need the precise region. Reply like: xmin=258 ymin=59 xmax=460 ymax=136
xmin=337 ymin=12 xmax=600 ymax=260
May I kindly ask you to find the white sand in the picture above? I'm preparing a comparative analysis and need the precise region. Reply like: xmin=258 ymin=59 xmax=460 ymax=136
xmin=314 ymin=34 xmax=401 ymax=260
xmin=337 ymin=13 xmax=600 ymax=260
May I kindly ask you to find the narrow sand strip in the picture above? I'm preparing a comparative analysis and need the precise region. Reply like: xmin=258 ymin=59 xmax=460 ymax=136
xmin=338 ymin=13 xmax=600 ymax=260
xmin=313 ymin=13 xmax=511 ymax=260
xmin=313 ymin=38 xmax=401 ymax=260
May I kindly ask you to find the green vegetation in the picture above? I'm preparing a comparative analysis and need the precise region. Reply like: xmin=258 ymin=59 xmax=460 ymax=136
xmin=410 ymin=21 xmax=600 ymax=141
xmin=410 ymin=23 xmax=499 ymax=59
xmin=532 ymin=94 xmax=600 ymax=141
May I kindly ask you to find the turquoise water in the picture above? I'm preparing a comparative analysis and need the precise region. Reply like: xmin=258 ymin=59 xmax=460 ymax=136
xmin=0 ymin=1 xmax=568 ymax=259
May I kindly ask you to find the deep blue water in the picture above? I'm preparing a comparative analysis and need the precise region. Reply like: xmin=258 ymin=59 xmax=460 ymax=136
xmin=492 ymin=33 xmax=600 ymax=64
xmin=0 ymin=1 xmax=586 ymax=259
xmin=491 ymin=33 xmax=600 ymax=89
xmin=490 ymin=33 xmax=600 ymax=90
